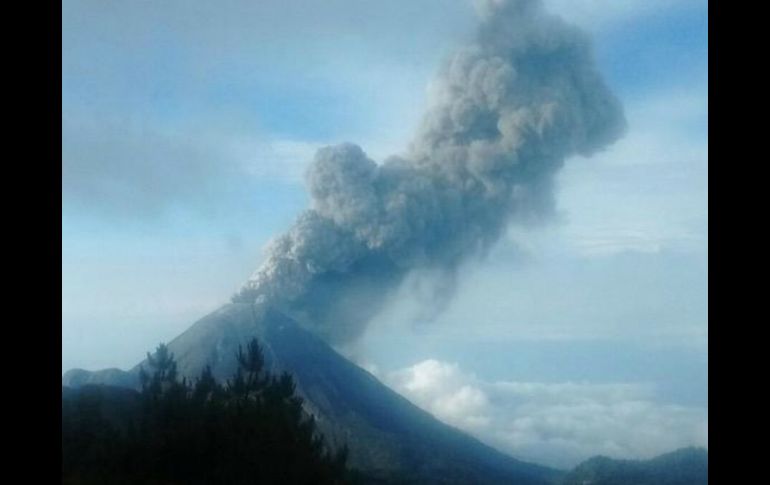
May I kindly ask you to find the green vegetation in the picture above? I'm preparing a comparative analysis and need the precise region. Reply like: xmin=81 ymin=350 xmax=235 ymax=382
xmin=62 ymin=339 xmax=355 ymax=484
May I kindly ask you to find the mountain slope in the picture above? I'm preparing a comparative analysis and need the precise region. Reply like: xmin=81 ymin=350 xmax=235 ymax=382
xmin=63 ymin=302 xmax=563 ymax=484
xmin=561 ymin=447 xmax=708 ymax=485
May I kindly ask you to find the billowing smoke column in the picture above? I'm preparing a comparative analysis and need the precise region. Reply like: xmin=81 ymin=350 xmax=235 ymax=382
xmin=237 ymin=0 xmax=626 ymax=343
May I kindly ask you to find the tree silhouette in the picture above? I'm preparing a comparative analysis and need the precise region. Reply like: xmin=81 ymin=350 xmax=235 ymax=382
xmin=139 ymin=343 xmax=179 ymax=397
xmin=62 ymin=338 xmax=356 ymax=485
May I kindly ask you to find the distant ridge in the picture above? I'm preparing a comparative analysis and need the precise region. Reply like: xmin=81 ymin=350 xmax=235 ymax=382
xmin=562 ymin=447 xmax=708 ymax=485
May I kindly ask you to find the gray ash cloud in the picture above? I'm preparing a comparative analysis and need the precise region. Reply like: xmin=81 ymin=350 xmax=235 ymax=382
xmin=237 ymin=0 xmax=626 ymax=343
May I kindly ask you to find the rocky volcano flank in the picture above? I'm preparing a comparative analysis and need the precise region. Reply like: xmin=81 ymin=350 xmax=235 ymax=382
xmin=63 ymin=302 xmax=562 ymax=484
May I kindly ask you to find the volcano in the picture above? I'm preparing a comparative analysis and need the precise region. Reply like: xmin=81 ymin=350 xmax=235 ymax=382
xmin=63 ymin=302 xmax=562 ymax=484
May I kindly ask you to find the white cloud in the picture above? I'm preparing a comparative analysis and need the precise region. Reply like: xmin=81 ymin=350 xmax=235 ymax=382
xmin=544 ymin=0 xmax=705 ymax=32
xmin=389 ymin=360 xmax=492 ymax=430
xmin=386 ymin=359 xmax=707 ymax=469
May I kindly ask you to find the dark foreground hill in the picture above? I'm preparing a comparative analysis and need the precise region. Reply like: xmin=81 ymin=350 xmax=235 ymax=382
xmin=561 ymin=447 xmax=708 ymax=485
xmin=63 ymin=302 xmax=562 ymax=484
xmin=63 ymin=362 xmax=353 ymax=485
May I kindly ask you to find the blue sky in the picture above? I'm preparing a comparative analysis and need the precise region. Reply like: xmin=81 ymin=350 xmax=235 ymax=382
xmin=62 ymin=0 xmax=707 ymax=469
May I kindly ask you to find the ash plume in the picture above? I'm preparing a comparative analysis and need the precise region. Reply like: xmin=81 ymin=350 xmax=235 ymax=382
xmin=236 ymin=0 xmax=626 ymax=343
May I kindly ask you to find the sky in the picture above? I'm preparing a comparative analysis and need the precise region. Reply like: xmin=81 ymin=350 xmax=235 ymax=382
xmin=62 ymin=0 xmax=707 ymax=469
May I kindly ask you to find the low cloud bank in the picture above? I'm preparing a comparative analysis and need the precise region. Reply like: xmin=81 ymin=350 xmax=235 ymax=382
xmin=385 ymin=359 xmax=707 ymax=469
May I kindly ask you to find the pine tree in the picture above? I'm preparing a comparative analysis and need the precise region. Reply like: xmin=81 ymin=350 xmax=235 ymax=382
xmin=139 ymin=343 xmax=178 ymax=398
xmin=63 ymin=337 xmax=356 ymax=484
